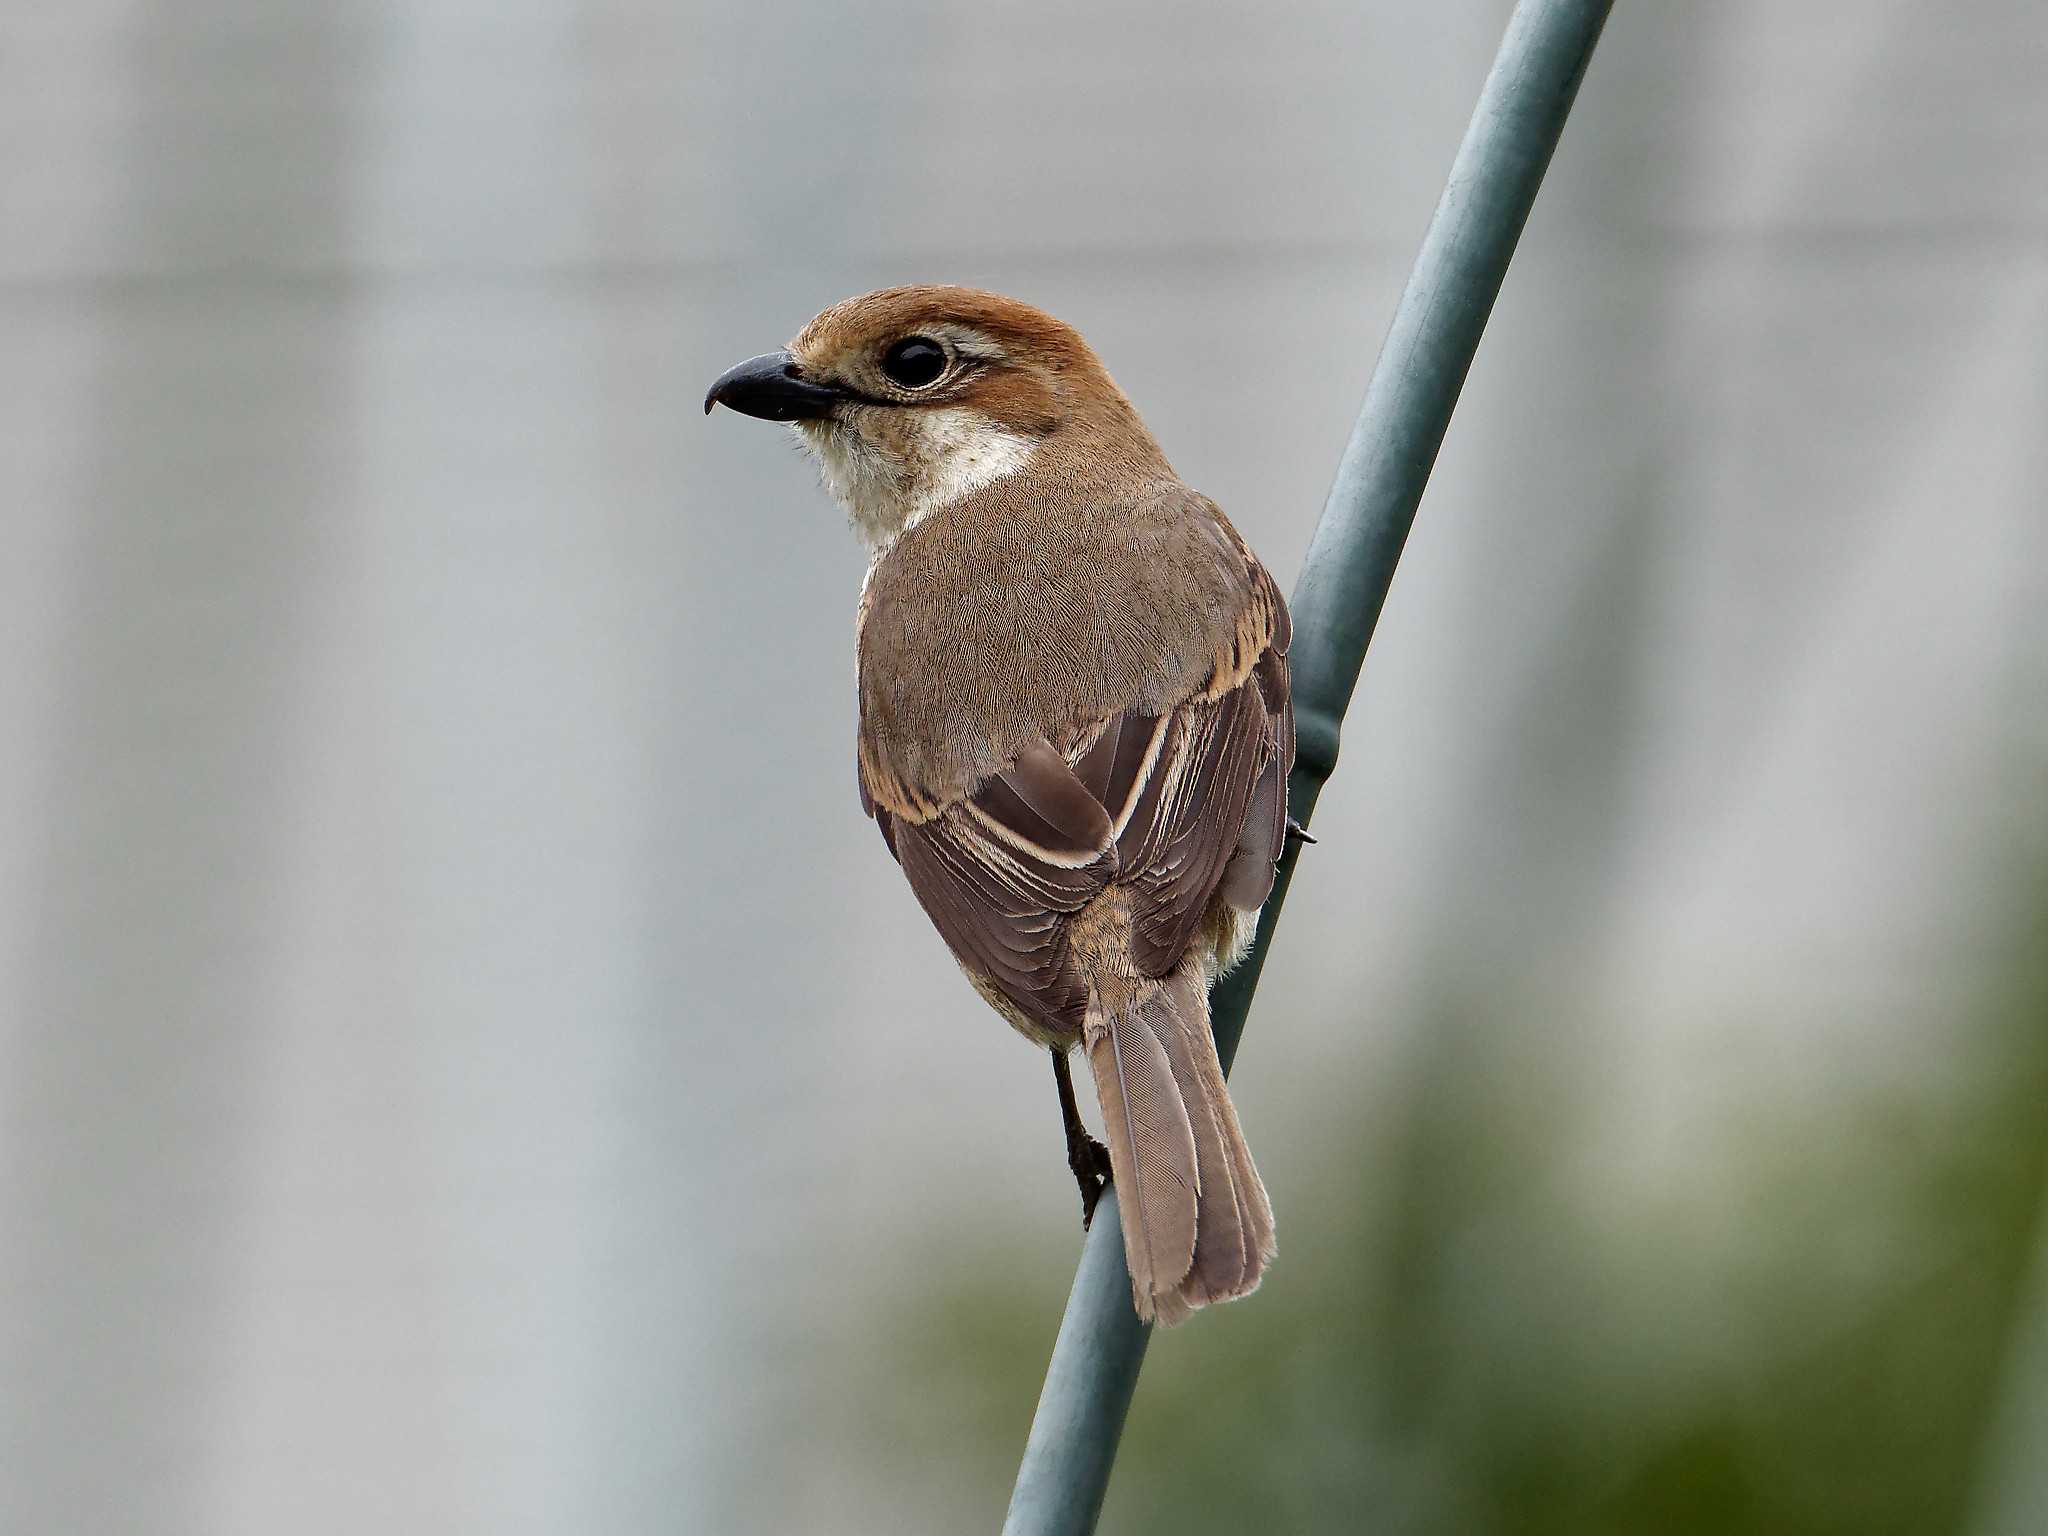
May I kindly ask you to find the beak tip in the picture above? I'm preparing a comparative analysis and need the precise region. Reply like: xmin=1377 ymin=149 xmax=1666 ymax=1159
xmin=702 ymin=349 xmax=842 ymax=424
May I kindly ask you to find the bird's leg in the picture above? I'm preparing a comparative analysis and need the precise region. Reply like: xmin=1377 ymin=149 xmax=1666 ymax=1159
xmin=1052 ymin=1047 xmax=1112 ymax=1229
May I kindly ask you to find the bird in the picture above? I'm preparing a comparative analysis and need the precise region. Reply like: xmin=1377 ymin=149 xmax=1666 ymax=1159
xmin=706 ymin=286 xmax=1293 ymax=1325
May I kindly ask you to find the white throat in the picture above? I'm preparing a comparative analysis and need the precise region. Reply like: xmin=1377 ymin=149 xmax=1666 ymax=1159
xmin=796 ymin=406 xmax=1037 ymax=554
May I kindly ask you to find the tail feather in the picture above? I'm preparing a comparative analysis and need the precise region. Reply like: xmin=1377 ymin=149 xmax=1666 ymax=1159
xmin=1083 ymin=957 xmax=1274 ymax=1325
xmin=1180 ymin=967 xmax=1277 ymax=1282
xmin=1153 ymin=964 xmax=1250 ymax=1308
xmin=1086 ymin=986 xmax=1199 ymax=1310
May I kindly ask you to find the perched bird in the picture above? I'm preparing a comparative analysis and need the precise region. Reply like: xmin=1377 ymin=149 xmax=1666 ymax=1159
xmin=706 ymin=287 xmax=1293 ymax=1325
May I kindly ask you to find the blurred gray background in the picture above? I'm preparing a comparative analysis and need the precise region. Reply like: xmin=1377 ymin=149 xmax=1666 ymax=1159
xmin=3 ymin=3 xmax=2045 ymax=1533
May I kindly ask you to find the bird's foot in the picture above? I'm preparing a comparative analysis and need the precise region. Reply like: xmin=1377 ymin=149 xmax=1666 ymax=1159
xmin=1068 ymin=1133 xmax=1113 ymax=1229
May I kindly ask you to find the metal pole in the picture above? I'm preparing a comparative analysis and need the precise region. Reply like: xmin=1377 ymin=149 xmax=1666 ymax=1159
xmin=1002 ymin=4 xmax=1614 ymax=1531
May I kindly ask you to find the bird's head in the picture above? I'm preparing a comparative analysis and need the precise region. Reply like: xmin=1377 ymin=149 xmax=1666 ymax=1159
xmin=705 ymin=285 xmax=1164 ymax=550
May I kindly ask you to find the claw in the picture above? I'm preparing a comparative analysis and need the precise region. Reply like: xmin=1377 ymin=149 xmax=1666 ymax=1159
xmin=1069 ymin=1134 xmax=1112 ymax=1228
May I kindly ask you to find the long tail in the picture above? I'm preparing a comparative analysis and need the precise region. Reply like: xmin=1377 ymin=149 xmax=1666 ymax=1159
xmin=1082 ymin=957 xmax=1275 ymax=1326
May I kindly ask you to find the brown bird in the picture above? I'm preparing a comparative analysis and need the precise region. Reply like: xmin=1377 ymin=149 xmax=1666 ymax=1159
xmin=706 ymin=286 xmax=1292 ymax=1325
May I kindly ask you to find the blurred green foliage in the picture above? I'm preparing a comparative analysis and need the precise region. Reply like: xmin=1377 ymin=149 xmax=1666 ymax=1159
xmin=838 ymin=808 xmax=2047 ymax=1535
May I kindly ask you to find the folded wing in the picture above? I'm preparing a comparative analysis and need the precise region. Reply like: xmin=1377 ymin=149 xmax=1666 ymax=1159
xmin=863 ymin=562 xmax=1293 ymax=1038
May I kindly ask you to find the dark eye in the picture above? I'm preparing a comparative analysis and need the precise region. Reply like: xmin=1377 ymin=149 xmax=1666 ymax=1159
xmin=881 ymin=336 xmax=947 ymax=389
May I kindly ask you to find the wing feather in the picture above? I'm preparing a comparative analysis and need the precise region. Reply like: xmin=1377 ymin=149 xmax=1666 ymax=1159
xmin=856 ymin=535 xmax=1294 ymax=1036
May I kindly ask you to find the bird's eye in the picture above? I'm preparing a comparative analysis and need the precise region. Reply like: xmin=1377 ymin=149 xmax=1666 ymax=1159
xmin=881 ymin=336 xmax=947 ymax=389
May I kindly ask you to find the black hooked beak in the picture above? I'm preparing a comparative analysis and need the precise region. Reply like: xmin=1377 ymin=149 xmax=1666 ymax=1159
xmin=703 ymin=350 xmax=846 ymax=422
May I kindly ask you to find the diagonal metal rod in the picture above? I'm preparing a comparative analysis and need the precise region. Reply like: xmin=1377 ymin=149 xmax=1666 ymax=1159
xmin=1001 ymin=3 xmax=1614 ymax=1531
